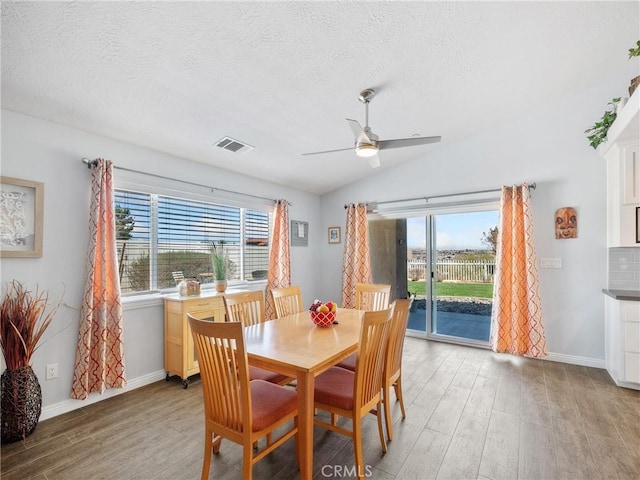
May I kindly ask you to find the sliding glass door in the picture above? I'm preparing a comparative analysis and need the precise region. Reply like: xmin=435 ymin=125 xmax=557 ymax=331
xmin=405 ymin=208 xmax=498 ymax=345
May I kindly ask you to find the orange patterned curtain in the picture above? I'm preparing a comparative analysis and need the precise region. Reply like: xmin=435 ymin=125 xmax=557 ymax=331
xmin=71 ymin=159 xmax=126 ymax=399
xmin=341 ymin=203 xmax=372 ymax=308
xmin=265 ymin=199 xmax=291 ymax=319
xmin=491 ymin=184 xmax=547 ymax=358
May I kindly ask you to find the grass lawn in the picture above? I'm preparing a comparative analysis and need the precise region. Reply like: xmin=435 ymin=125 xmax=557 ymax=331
xmin=408 ymin=281 xmax=493 ymax=298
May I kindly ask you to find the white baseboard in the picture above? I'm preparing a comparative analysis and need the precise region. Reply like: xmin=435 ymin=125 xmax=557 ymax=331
xmin=40 ymin=370 xmax=166 ymax=421
xmin=543 ymin=352 xmax=605 ymax=369
xmin=407 ymin=333 xmax=606 ymax=369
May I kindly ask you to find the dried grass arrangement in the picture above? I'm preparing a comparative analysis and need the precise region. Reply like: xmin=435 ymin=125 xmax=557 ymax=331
xmin=1 ymin=281 xmax=60 ymax=443
xmin=0 ymin=280 xmax=59 ymax=369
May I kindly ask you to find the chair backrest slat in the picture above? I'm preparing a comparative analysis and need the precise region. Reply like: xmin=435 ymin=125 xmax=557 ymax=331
xmin=354 ymin=307 xmax=394 ymax=409
xmin=386 ymin=299 xmax=411 ymax=380
xmin=224 ymin=291 xmax=265 ymax=326
xmin=355 ymin=283 xmax=392 ymax=311
xmin=271 ymin=285 xmax=303 ymax=318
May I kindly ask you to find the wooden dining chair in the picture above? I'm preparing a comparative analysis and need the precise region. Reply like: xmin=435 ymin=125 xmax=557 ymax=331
xmin=270 ymin=285 xmax=304 ymax=319
xmin=313 ymin=307 xmax=394 ymax=479
xmin=381 ymin=298 xmax=412 ymax=441
xmin=355 ymin=282 xmax=392 ymax=311
xmin=336 ymin=283 xmax=392 ymax=371
xmin=223 ymin=291 xmax=291 ymax=385
xmin=187 ymin=317 xmax=299 ymax=480
xmin=334 ymin=300 xmax=411 ymax=441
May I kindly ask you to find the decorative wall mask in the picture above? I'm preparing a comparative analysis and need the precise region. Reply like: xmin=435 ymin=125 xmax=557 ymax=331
xmin=555 ymin=207 xmax=577 ymax=239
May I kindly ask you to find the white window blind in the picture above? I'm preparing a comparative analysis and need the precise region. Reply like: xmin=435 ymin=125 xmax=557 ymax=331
xmin=114 ymin=188 xmax=271 ymax=295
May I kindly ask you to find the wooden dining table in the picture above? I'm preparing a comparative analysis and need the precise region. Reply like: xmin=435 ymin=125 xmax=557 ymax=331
xmin=244 ymin=307 xmax=364 ymax=480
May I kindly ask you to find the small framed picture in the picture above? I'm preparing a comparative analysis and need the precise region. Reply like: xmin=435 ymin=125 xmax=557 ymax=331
xmin=636 ymin=207 xmax=640 ymax=243
xmin=328 ymin=226 xmax=341 ymax=244
xmin=0 ymin=176 xmax=44 ymax=257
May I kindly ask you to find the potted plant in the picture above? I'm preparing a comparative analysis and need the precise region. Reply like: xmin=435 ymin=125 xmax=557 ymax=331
xmin=584 ymin=97 xmax=621 ymax=149
xmin=628 ymin=40 xmax=640 ymax=97
xmin=210 ymin=242 xmax=231 ymax=292
xmin=0 ymin=281 xmax=58 ymax=443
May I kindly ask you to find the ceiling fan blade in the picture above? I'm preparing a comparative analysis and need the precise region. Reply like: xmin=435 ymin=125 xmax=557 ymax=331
xmin=378 ymin=135 xmax=441 ymax=150
xmin=346 ymin=119 xmax=371 ymax=143
xmin=367 ymin=154 xmax=381 ymax=169
xmin=301 ymin=147 xmax=353 ymax=156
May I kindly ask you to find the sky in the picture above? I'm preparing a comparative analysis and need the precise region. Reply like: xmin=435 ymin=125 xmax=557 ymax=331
xmin=407 ymin=210 xmax=499 ymax=250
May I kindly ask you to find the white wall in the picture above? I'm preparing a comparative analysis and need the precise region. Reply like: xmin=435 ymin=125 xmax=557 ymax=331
xmin=0 ymin=110 xmax=321 ymax=417
xmin=319 ymin=74 xmax=634 ymax=366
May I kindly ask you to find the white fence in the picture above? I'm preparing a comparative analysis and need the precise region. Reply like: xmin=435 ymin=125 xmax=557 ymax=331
xmin=407 ymin=259 xmax=495 ymax=283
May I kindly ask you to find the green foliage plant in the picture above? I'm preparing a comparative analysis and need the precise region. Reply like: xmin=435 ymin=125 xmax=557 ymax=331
xmin=584 ymin=97 xmax=621 ymax=149
xmin=210 ymin=241 xmax=230 ymax=281
xmin=480 ymin=226 xmax=499 ymax=254
xmin=115 ymin=205 xmax=134 ymax=240
xmin=115 ymin=205 xmax=135 ymax=281
xmin=629 ymin=40 xmax=640 ymax=58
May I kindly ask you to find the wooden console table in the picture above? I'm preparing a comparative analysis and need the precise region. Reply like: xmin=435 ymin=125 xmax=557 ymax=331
xmin=163 ymin=290 xmax=230 ymax=388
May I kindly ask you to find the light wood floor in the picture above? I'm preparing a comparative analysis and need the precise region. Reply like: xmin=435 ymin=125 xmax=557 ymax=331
xmin=2 ymin=337 xmax=639 ymax=479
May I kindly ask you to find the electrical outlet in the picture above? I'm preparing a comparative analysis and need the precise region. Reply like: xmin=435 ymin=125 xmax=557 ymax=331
xmin=46 ymin=363 xmax=58 ymax=380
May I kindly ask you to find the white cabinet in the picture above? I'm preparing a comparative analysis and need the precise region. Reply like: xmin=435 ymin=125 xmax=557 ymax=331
xmin=600 ymin=88 xmax=640 ymax=247
xmin=605 ymin=296 xmax=640 ymax=389
xmin=601 ymin=86 xmax=640 ymax=391
xmin=623 ymin=144 xmax=640 ymax=205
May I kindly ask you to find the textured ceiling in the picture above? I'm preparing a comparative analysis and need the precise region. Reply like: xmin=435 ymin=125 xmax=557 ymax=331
xmin=2 ymin=1 xmax=639 ymax=195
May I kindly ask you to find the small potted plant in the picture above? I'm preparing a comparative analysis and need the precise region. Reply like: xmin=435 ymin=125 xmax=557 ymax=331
xmin=0 ymin=281 xmax=59 ymax=443
xmin=210 ymin=242 xmax=231 ymax=292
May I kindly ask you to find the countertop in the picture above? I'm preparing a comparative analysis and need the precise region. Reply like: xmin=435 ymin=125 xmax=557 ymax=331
xmin=602 ymin=289 xmax=640 ymax=301
xmin=162 ymin=287 xmax=248 ymax=301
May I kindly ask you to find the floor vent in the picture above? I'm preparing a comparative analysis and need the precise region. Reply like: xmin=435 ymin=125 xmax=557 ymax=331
xmin=215 ymin=136 xmax=254 ymax=154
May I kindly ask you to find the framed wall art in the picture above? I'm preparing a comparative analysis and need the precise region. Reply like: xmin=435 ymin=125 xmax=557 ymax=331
xmin=0 ymin=176 xmax=44 ymax=257
xmin=328 ymin=226 xmax=341 ymax=244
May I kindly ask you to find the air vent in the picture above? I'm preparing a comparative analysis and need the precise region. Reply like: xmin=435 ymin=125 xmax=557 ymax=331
xmin=215 ymin=136 xmax=254 ymax=154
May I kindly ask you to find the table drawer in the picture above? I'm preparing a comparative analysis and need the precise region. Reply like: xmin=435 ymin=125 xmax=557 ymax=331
xmin=182 ymin=296 xmax=222 ymax=313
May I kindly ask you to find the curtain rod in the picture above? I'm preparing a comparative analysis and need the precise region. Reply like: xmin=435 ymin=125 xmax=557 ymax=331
xmin=81 ymin=158 xmax=285 ymax=204
xmin=344 ymin=182 xmax=536 ymax=208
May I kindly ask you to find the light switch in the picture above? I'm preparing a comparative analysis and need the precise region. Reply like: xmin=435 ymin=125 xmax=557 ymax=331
xmin=540 ymin=258 xmax=562 ymax=269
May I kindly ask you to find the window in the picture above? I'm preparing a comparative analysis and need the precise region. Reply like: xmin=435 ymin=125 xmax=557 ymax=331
xmin=115 ymin=189 xmax=271 ymax=295
xmin=367 ymin=190 xmax=500 ymax=345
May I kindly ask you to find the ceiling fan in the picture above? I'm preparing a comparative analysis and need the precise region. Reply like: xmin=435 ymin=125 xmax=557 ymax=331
xmin=302 ymin=88 xmax=441 ymax=168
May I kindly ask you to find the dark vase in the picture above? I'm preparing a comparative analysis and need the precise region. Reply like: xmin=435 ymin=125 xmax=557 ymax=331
xmin=1 ymin=365 xmax=42 ymax=443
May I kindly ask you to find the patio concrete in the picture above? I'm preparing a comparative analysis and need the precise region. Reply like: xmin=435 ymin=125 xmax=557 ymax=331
xmin=407 ymin=309 xmax=491 ymax=342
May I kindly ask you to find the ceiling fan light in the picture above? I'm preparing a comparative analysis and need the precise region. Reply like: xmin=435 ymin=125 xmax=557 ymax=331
xmin=355 ymin=143 xmax=379 ymax=157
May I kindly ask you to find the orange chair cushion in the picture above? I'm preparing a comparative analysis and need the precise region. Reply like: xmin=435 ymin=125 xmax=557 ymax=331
xmin=249 ymin=366 xmax=289 ymax=385
xmin=314 ymin=366 xmax=354 ymax=410
xmin=250 ymin=380 xmax=298 ymax=432
xmin=336 ymin=353 xmax=356 ymax=371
